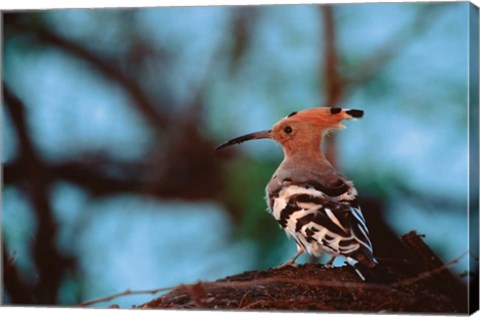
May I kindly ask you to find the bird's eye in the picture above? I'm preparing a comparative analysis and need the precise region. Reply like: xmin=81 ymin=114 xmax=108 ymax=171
xmin=284 ymin=126 xmax=293 ymax=134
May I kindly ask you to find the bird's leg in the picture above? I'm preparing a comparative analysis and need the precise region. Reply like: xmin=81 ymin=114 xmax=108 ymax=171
xmin=324 ymin=256 xmax=337 ymax=268
xmin=275 ymin=248 xmax=304 ymax=269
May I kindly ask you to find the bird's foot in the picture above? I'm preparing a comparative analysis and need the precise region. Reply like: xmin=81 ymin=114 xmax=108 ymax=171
xmin=273 ymin=249 xmax=304 ymax=270
xmin=274 ymin=260 xmax=298 ymax=270
xmin=322 ymin=256 xmax=337 ymax=268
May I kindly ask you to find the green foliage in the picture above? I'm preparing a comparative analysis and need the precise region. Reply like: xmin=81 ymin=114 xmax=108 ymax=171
xmin=346 ymin=165 xmax=407 ymax=199
xmin=222 ymin=157 xmax=288 ymax=268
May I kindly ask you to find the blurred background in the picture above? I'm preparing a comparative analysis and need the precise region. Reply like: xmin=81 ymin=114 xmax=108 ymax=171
xmin=2 ymin=2 xmax=475 ymax=308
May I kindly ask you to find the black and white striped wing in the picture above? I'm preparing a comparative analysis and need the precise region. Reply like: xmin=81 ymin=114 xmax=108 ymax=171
xmin=269 ymin=182 xmax=375 ymax=265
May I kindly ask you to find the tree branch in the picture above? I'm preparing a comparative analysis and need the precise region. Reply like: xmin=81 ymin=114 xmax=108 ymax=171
xmin=2 ymin=241 xmax=34 ymax=303
xmin=345 ymin=4 xmax=448 ymax=86
xmin=3 ymin=82 xmax=38 ymax=161
xmin=5 ymin=18 xmax=168 ymax=130
xmin=3 ymin=84 xmax=75 ymax=304
xmin=321 ymin=5 xmax=343 ymax=108
xmin=320 ymin=5 xmax=342 ymax=167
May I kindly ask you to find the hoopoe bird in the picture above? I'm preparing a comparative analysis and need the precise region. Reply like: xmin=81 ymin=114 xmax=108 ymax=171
xmin=216 ymin=107 xmax=390 ymax=283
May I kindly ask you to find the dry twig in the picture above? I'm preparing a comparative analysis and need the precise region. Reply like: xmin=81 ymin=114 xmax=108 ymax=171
xmin=79 ymin=286 xmax=175 ymax=307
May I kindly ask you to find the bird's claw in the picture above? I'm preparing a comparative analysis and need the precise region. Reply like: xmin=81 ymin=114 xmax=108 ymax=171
xmin=274 ymin=261 xmax=298 ymax=270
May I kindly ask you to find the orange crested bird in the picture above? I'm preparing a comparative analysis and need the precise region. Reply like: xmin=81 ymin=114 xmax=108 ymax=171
xmin=216 ymin=107 xmax=391 ymax=283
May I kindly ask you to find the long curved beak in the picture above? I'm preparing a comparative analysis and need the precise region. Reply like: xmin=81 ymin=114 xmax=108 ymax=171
xmin=215 ymin=129 xmax=272 ymax=150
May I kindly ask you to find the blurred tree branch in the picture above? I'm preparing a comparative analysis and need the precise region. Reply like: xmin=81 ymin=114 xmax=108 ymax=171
xmin=320 ymin=5 xmax=341 ymax=167
xmin=319 ymin=4 xmax=445 ymax=167
xmin=228 ymin=7 xmax=258 ymax=75
xmin=4 ymin=144 xmax=224 ymax=202
xmin=4 ymin=15 xmax=168 ymax=130
xmin=2 ymin=242 xmax=33 ymax=303
xmin=322 ymin=6 xmax=343 ymax=108
xmin=3 ymin=13 xmax=231 ymax=201
xmin=343 ymin=4 xmax=448 ymax=88
xmin=2 ymin=54 xmax=232 ymax=304
xmin=3 ymin=83 xmax=76 ymax=304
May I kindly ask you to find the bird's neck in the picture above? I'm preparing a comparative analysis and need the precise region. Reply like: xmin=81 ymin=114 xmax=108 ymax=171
xmin=282 ymin=148 xmax=332 ymax=170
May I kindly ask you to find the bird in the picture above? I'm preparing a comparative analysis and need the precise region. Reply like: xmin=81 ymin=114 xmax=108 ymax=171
xmin=216 ymin=106 xmax=391 ymax=283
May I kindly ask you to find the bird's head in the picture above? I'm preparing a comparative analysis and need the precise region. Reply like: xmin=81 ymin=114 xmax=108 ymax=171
xmin=215 ymin=107 xmax=363 ymax=155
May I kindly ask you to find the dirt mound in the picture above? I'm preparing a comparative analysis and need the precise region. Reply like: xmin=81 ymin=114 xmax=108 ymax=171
xmin=140 ymin=232 xmax=467 ymax=313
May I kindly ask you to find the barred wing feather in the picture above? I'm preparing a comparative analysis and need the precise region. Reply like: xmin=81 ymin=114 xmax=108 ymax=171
xmin=271 ymin=182 xmax=375 ymax=266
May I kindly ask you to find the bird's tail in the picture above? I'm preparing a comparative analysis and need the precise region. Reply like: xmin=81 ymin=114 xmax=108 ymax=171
xmin=347 ymin=259 xmax=395 ymax=284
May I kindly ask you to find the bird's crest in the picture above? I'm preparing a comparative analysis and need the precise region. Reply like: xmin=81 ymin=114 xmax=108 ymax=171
xmin=282 ymin=107 xmax=364 ymax=130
